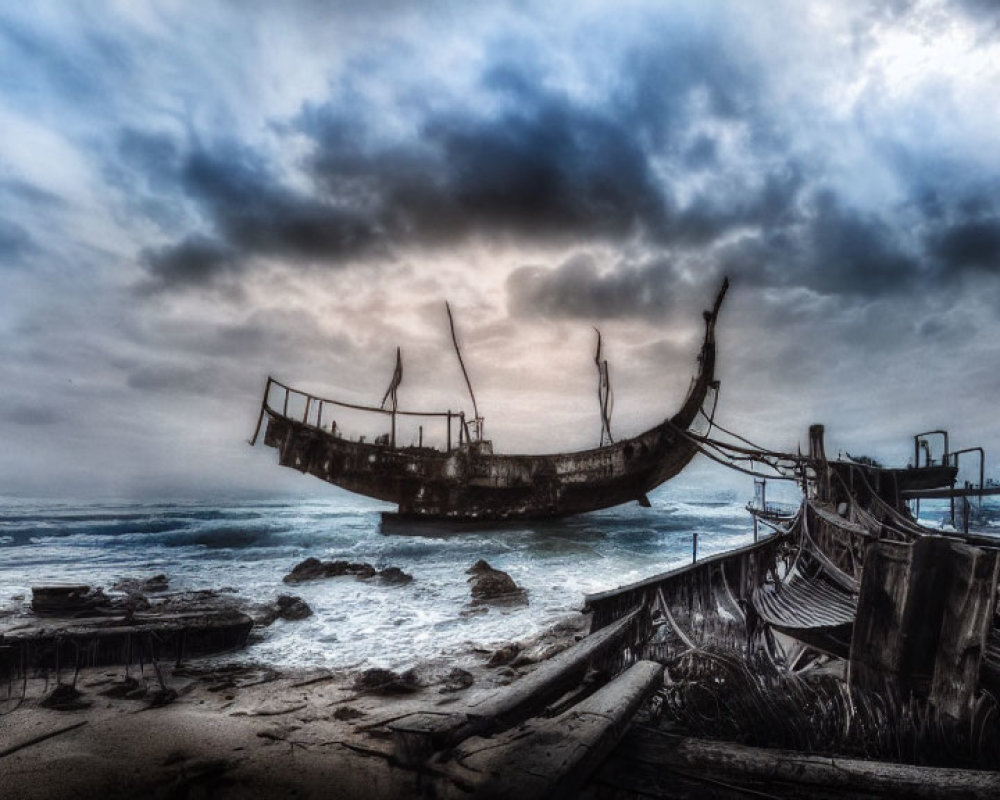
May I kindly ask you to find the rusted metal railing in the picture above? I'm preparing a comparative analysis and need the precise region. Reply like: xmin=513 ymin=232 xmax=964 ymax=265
xmin=249 ymin=376 xmax=465 ymax=452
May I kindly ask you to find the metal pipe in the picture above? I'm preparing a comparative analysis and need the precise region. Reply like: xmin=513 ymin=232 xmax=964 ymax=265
xmin=913 ymin=430 xmax=949 ymax=467
xmin=951 ymin=447 xmax=985 ymax=492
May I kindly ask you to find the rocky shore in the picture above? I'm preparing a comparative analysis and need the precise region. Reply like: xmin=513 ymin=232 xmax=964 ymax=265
xmin=0 ymin=562 xmax=583 ymax=800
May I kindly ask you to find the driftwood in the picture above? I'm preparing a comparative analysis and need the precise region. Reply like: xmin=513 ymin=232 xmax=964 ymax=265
xmin=445 ymin=660 xmax=664 ymax=799
xmin=389 ymin=607 xmax=642 ymax=763
xmin=0 ymin=721 xmax=88 ymax=759
xmin=592 ymin=728 xmax=1000 ymax=799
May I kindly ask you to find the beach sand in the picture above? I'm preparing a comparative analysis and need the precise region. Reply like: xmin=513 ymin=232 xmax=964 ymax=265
xmin=0 ymin=613 xmax=589 ymax=799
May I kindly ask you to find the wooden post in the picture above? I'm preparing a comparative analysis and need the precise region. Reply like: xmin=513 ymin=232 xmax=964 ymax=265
xmin=391 ymin=409 xmax=397 ymax=449
xmin=317 ymin=401 xmax=323 ymax=429
xmin=692 ymin=532 xmax=698 ymax=563
xmin=930 ymin=543 xmax=999 ymax=723
xmin=249 ymin=377 xmax=271 ymax=445
xmin=303 ymin=396 xmax=311 ymax=424
xmin=282 ymin=387 xmax=289 ymax=416
xmin=808 ymin=424 xmax=829 ymax=500
xmin=446 ymin=411 xmax=452 ymax=453
xmin=418 ymin=425 xmax=423 ymax=448
xmin=850 ymin=537 xmax=951 ymax=700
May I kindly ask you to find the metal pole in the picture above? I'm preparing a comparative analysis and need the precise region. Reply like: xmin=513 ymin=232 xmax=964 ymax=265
xmin=303 ymin=396 xmax=311 ymax=424
xmin=692 ymin=532 xmax=698 ymax=563
xmin=418 ymin=425 xmax=423 ymax=448
xmin=446 ymin=411 xmax=452 ymax=453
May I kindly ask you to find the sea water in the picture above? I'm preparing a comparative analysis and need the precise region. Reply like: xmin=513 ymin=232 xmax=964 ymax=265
xmin=0 ymin=487 xmax=790 ymax=671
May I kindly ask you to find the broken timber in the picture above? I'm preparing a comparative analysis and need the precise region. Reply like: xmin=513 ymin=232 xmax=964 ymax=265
xmin=443 ymin=660 xmax=664 ymax=800
xmin=389 ymin=607 xmax=644 ymax=764
xmin=591 ymin=728 xmax=1000 ymax=800
xmin=250 ymin=279 xmax=729 ymax=521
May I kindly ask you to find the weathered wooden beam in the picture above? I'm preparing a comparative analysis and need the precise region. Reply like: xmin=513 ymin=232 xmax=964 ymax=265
xmin=591 ymin=729 xmax=1000 ymax=800
xmin=447 ymin=660 xmax=664 ymax=800
xmin=850 ymin=537 xmax=949 ymax=697
xmin=460 ymin=607 xmax=641 ymax=731
xmin=389 ymin=607 xmax=642 ymax=761
xmin=930 ymin=543 xmax=1000 ymax=722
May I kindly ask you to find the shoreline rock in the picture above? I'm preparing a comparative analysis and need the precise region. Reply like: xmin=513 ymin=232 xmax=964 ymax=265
xmin=353 ymin=667 xmax=420 ymax=694
xmin=282 ymin=558 xmax=413 ymax=585
xmin=255 ymin=594 xmax=313 ymax=627
xmin=466 ymin=560 xmax=526 ymax=603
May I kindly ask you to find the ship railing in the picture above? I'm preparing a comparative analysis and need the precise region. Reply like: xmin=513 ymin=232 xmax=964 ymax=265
xmin=747 ymin=501 xmax=799 ymax=516
xmin=584 ymin=532 xmax=787 ymax=666
xmin=249 ymin=375 xmax=472 ymax=452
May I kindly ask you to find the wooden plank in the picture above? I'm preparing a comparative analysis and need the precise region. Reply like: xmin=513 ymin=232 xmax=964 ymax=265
xmin=389 ymin=607 xmax=642 ymax=761
xmin=851 ymin=537 xmax=976 ymax=700
xmin=849 ymin=539 xmax=916 ymax=694
xmin=460 ymin=606 xmax=642 ymax=728
xmin=449 ymin=660 xmax=664 ymax=799
xmin=592 ymin=729 xmax=1000 ymax=800
xmin=930 ymin=542 xmax=1000 ymax=722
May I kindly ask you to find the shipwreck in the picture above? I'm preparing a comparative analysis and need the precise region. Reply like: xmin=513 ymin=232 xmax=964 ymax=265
xmin=250 ymin=279 xmax=729 ymax=521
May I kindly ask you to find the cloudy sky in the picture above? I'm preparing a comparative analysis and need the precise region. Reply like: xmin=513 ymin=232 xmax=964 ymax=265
xmin=2 ymin=0 xmax=999 ymax=499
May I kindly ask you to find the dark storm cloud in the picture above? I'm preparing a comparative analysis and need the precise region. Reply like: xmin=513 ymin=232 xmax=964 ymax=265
xmin=132 ymin=137 xmax=390 ymax=289
xmin=140 ymin=236 xmax=238 ymax=290
xmin=803 ymin=191 xmax=919 ymax=295
xmin=507 ymin=252 xmax=681 ymax=319
xmin=932 ymin=219 xmax=1000 ymax=271
xmin=666 ymin=164 xmax=805 ymax=248
xmin=135 ymin=36 xmax=783 ymax=290
xmin=107 ymin=1 xmax=999 ymax=334
xmin=508 ymin=185 xmax=922 ymax=319
xmin=182 ymin=146 xmax=386 ymax=261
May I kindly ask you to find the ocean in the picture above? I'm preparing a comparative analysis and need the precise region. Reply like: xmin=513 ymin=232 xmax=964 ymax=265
xmin=0 ymin=487 xmax=764 ymax=671
xmin=4 ymin=489 xmax=995 ymax=672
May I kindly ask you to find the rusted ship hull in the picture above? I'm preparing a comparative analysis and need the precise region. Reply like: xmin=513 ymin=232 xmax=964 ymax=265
xmin=262 ymin=409 xmax=702 ymax=521
xmin=255 ymin=281 xmax=727 ymax=521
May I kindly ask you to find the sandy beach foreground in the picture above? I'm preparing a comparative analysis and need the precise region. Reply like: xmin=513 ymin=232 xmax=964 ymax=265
xmin=0 ymin=613 xmax=589 ymax=800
